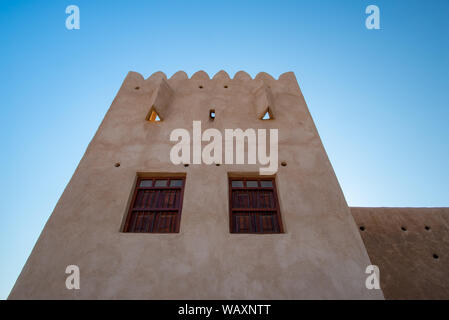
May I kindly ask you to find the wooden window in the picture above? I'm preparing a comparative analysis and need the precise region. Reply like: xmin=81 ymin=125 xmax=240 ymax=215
xmin=228 ymin=177 xmax=283 ymax=234
xmin=123 ymin=177 xmax=186 ymax=233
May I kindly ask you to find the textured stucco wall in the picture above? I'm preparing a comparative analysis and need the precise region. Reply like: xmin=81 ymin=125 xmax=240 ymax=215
xmin=9 ymin=71 xmax=382 ymax=299
xmin=351 ymin=207 xmax=449 ymax=299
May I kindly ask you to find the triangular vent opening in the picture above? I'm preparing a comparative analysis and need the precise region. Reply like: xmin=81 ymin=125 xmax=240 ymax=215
xmin=147 ymin=107 xmax=162 ymax=122
xmin=261 ymin=108 xmax=273 ymax=120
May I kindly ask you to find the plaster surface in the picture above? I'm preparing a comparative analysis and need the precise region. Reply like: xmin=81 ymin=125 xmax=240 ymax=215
xmin=9 ymin=71 xmax=383 ymax=299
xmin=351 ymin=207 xmax=449 ymax=299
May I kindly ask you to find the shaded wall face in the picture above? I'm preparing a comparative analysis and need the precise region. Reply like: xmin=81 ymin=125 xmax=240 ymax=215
xmin=351 ymin=207 xmax=449 ymax=299
xmin=9 ymin=71 xmax=383 ymax=299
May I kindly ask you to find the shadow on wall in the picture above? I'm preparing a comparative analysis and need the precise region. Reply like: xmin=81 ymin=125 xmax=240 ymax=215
xmin=351 ymin=207 xmax=449 ymax=300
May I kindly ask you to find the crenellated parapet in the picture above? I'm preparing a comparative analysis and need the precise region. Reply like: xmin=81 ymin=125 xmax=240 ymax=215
xmin=126 ymin=70 xmax=296 ymax=82
xmin=122 ymin=70 xmax=300 ymax=122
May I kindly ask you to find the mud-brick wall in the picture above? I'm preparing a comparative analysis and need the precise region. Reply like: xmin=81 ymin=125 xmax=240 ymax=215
xmin=8 ymin=70 xmax=383 ymax=299
xmin=351 ymin=207 xmax=449 ymax=299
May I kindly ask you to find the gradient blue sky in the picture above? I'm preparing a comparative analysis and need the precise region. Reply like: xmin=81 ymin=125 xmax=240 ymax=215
xmin=1 ymin=0 xmax=448 ymax=299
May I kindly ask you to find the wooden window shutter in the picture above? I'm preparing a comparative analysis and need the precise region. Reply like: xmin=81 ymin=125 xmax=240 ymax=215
xmin=229 ymin=177 xmax=283 ymax=234
xmin=123 ymin=177 xmax=186 ymax=233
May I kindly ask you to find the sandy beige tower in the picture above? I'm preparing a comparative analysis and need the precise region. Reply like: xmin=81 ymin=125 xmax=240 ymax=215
xmin=9 ymin=70 xmax=383 ymax=299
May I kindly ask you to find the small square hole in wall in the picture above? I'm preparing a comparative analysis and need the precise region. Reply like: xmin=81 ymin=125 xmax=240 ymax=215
xmin=209 ymin=109 xmax=215 ymax=120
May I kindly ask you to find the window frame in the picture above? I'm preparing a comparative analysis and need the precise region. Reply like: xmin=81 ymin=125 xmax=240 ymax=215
xmin=123 ymin=176 xmax=186 ymax=233
xmin=228 ymin=176 xmax=284 ymax=234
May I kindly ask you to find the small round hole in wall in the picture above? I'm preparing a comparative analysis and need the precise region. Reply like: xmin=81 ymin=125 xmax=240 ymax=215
xmin=425 ymin=226 xmax=431 ymax=231
xmin=134 ymin=86 xmax=140 ymax=90
xmin=360 ymin=226 xmax=365 ymax=231
xmin=114 ymin=162 xmax=120 ymax=167
xmin=216 ymin=164 xmax=220 ymax=167
xmin=199 ymin=85 xmax=203 ymax=89
xmin=224 ymin=85 xmax=228 ymax=88
xmin=401 ymin=226 xmax=407 ymax=232
xmin=281 ymin=162 xmax=287 ymax=167
xmin=433 ymin=254 xmax=439 ymax=260
xmin=184 ymin=164 xmax=189 ymax=167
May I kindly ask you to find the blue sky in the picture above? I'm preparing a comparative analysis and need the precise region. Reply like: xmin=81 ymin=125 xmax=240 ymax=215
xmin=1 ymin=0 xmax=448 ymax=299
